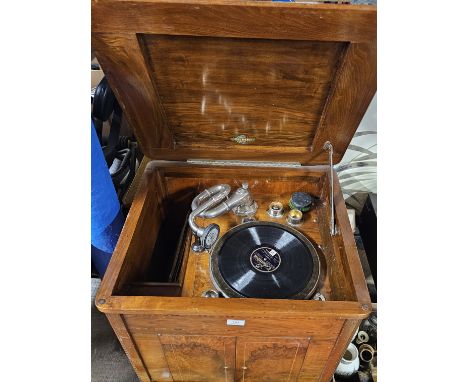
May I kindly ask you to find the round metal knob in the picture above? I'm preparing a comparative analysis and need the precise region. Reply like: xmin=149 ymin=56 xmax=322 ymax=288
xmin=201 ymin=290 xmax=219 ymax=298
xmin=267 ymin=201 xmax=284 ymax=218
xmin=287 ymin=209 xmax=303 ymax=225
xmin=289 ymin=192 xmax=314 ymax=212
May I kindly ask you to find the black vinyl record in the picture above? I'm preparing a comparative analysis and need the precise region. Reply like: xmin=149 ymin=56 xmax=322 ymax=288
xmin=210 ymin=221 xmax=320 ymax=299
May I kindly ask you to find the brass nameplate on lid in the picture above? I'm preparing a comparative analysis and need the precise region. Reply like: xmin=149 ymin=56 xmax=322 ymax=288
xmin=231 ymin=135 xmax=256 ymax=145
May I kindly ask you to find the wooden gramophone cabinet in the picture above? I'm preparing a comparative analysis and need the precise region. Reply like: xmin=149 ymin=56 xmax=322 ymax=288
xmin=92 ymin=1 xmax=376 ymax=381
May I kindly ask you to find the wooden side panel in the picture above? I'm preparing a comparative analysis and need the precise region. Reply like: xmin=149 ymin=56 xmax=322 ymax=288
xmin=162 ymin=165 xmax=325 ymax=196
xmin=316 ymin=169 xmax=371 ymax=305
xmin=235 ymin=337 xmax=310 ymax=382
xmin=318 ymin=171 xmax=357 ymax=302
xmin=96 ymin=168 xmax=159 ymax=300
xmin=298 ymin=338 xmax=336 ymax=382
xmin=319 ymin=319 xmax=360 ymax=382
xmin=159 ymin=335 xmax=236 ymax=382
xmin=125 ymin=320 xmax=173 ymax=381
xmin=333 ymin=172 xmax=371 ymax=305
xmin=106 ymin=314 xmax=152 ymax=382
xmin=92 ymin=32 xmax=173 ymax=151
xmin=318 ymin=209 xmax=356 ymax=301
xmin=113 ymin=172 xmax=161 ymax=293
xmin=312 ymin=43 xmax=377 ymax=161
xmin=120 ymin=282 xmax=182 ymax=297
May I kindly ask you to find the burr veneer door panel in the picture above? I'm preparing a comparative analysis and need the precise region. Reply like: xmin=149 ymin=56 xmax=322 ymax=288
xmin=159 ymin=335 xmax=236 ymax=382
xmin=235 ymin=337 xmax=310 ymax=382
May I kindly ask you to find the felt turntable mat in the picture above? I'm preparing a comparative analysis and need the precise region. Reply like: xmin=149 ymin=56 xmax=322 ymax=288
xmin=217 ymin=224 xmax=315 ymax=299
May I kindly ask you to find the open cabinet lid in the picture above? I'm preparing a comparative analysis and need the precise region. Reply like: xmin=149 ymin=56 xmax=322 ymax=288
xmin=92 ymin=0 xmax=376 ymax=165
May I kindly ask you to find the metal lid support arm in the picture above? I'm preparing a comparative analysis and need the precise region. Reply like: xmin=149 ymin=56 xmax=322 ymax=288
xmin=323 ymin=141 xmax=336 ymax=236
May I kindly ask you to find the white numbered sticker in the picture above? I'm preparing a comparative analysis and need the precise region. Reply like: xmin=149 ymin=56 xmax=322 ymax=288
xmin=227 ymin=319 xmax=245 ymax=326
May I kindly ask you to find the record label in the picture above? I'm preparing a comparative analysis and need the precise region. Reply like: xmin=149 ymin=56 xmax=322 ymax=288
xmin=250 ymin=247 xmax=281 ymax=273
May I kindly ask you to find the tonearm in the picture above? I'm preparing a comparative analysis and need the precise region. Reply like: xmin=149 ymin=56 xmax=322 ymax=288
xmin=189 ymin=182 xmax=257 ymax=252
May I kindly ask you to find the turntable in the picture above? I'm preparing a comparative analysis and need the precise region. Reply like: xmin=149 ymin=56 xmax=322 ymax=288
xmin=93 ymin=1 xmax=375 ymax=380
xmin=211 ymin=221 xmax=320 ymax=299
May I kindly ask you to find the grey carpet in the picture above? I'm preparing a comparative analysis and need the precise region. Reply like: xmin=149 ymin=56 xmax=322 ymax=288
xmin=91 ymin=278 xmax=139 ymax=382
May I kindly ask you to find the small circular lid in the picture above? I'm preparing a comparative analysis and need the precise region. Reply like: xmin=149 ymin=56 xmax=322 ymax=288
xmin=287 ymin=209 xmax=303 ymax=225
xmin=267 ymin=201 xmax=284 ymax=218
xmin=289 ymin=192 xmax=313 ymax=212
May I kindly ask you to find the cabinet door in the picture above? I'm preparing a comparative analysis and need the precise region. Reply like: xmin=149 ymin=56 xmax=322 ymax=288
xmin=235 ymin=337 xmax=310 ymax=382
xmin=159 ymin=335 xmax=236 ymax=382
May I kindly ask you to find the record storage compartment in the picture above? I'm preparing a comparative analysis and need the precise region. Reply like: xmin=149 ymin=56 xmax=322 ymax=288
xmin=96 ymin=161 xmax=372 ymax=382
xmin=92 ymin=1 xmax=376 ymax=380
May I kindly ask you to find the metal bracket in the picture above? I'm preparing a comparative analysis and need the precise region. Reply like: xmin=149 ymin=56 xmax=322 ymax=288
xmin=187 ymin=159 xmax=301 ymax=168
xmin=323 ymin=141 xmax=337 ymax=236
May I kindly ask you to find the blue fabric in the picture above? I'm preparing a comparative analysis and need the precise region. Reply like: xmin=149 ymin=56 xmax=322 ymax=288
xmin=91 ymin=211 xmax=125 ymax=276
xmin=91 ymin=121 xmax=123 ymax=276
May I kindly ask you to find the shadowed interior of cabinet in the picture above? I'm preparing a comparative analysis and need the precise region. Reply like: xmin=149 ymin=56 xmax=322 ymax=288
xmin=114 ymin=164 xmax=358 ymax=302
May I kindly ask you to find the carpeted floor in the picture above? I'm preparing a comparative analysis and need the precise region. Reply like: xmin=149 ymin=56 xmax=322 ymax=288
xmin=91 ymin=278 xmax=139 ymax=382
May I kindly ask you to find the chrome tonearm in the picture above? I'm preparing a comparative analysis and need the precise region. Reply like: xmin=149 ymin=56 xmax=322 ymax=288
xmin=189 ymin=182 xmax=257 ymax=252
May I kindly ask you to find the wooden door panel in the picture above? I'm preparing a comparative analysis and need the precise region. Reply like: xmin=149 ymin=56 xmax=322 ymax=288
xmin=159 ymin=335 xmax=236 ymax=382
xmin=235 ymin=337 xmax=310 ymax=382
